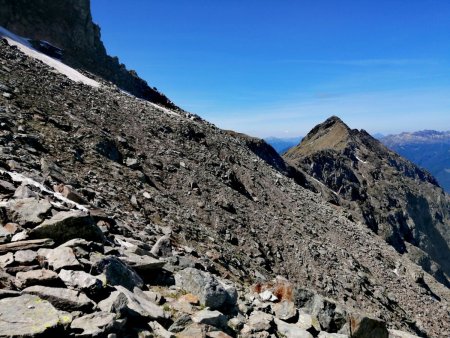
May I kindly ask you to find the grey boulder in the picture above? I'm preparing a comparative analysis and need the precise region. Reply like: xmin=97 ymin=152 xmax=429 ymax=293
xmin=15 ymin=269 xmax=59 ymax=288
xmin=58 ymin=269 xmax=103 ymax=292
xmin=92 ymin=255 xmax=143 ymax=290
xmin=98 ymin=285 xmax=165 ymax=321
xmin=45 ymin=246 xmax=81 ymax=271
xmin=191 ymin=309 xmax=228 ymax=329
xmin=175 ymin=267 xmax=236 ymax=310
xmin=29 ymin=210 xmax=103 ymax=244
xmin=6 ymin=198 xmax=51 ymax=227
xmin=120 ymin=251 xmax=165 ymax=271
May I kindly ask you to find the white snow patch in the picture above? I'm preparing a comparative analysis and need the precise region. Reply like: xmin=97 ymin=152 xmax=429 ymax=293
xmin=0 ymin=169 xmax=88 ymax=211
xmin=147 ymin=101 xmax=179 ymax=116
xmin=355 ymin=155 xmax=367 ymax=164
xmin=0 ymin=26 xmax=100 ymax=88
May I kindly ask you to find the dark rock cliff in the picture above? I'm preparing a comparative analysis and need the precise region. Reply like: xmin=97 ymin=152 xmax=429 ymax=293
xmin=0 ymin=0 xmax=177 ymax=109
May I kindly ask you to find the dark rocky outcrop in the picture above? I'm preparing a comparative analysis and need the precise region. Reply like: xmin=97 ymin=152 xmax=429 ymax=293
xmin=0 ymin=0 xmax=177 ymax=109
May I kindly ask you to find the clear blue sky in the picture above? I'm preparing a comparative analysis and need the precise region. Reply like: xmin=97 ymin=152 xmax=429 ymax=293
xmin=91 ymin=0 xmax=450 ymax=137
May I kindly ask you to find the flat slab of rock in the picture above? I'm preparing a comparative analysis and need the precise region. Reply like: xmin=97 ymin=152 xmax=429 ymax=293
xmin=46 ymin=246 xmax=81 ymax=271
xmin=22 ymin=285 xmax=95 ymax=311
xmin=192 ymin=309 xmax=228 ymax=329
xmin=14 ymin=249 xmax=37 ymax=264
xmin=59 ymin=269 xmax=102 ymax=292
xmin=0 ymin=289 xmax=20 ymax=299
xmin=149 ymin=321 xmax=176 ymax=338
xmin=71 ymin=311 xmax=119 ymax=337
xmin=15 ymin=269 xmax=59 ymax=288
xmin=6 ymin=197 xmax=52 ymax=226
xmin=0 ymin=294 xmax=66 ymax=337
xmin=0 ymin=238 xmax=54 ymax=253
xmin=98 ymin=285 xmax=165 ymax=321
xmin=29 ymin=210 xmax=103 ymax=244
xmin=120 ymin=251 xmax=165 ymax=271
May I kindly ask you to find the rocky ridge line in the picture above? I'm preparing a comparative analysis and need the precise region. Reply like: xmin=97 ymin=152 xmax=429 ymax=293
xmin=0 ymin=33 xmax=449 ymax=337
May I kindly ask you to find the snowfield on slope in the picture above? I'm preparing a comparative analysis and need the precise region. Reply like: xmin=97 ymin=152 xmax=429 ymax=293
xmin=0 ymin=26 xmax=100 ymax=88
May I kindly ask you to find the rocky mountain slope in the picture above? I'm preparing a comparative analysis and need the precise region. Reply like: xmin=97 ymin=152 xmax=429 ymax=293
xmin=0 ymin=31 xmax=449 ymax=337
xmin=381 ymin=131 xmax=450 ymax=193
xmin=0 ymin=0 xmax=176 ymax=109
xmin=284 ymin=117 xmax=450 ymax=287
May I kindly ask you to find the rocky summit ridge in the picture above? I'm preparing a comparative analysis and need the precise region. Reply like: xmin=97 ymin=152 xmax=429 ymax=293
xmin=0 ymin=2 xmax=449 ymax=338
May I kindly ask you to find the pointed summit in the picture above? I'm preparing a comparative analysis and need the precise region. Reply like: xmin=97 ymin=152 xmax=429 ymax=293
xmin=285 ymin=116 xmax=352 ymax=157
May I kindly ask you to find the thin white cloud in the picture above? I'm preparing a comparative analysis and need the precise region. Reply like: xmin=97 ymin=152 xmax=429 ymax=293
xmin=274 ymin=58 xmax=439 ymax=67
xmin=206 ymin=87 xmax=450 ymax=138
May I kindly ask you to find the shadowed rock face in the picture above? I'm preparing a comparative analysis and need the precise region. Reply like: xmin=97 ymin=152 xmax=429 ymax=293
xmin=284 ymin=116 xmax=450 ymax=285
xmin=0 ymin=0 xmax=177 ymax=109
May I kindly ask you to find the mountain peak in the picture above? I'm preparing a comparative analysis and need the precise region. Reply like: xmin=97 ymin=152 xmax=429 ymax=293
xmin=286 ymin=116 xmax=352 ymax=157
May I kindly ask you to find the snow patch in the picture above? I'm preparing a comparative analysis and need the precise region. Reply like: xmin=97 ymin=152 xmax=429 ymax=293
xmin=0 ymin=26 xmax=100 ymax=88
xmin=147 ymin=101 xmax=179 ymax=117
xmin=355 ymin=155 xmax=367 ymax=164
xmin=0 ymin=169 xmax=88 ymax=211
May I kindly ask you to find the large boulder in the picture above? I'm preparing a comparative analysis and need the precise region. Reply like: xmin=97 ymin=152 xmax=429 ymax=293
xmin=58 ymin=269 xmax=103 ymax=292
xmin=294 ymin=288 xmax=347 ymax=332
xmin=191 ymin=309 xmax=228 ymax=329
xmin=5 ymin=197 xmax=51 ymax=227
xmin=92 ymin=255 xmax=143 ymax=290
xmin=71 ymin=311 xmax=122 ymax=337
xmin=272 ymin=300 xmax=298 ymax=322
xmin=45 ymin=246 xmax=81 ymax=271
xmin=175 ymin=268 xmax=236 ymax=310
xmin=0 ymin=294 xmax=70 ymax=337
xmin=98 ymin=285 xmax=165 ymax=321
xmin=120 ymin=251 xmax=165 ymax=272
xmin=22 ymin=285 xmax=95 ymax=311
xmin=241 ymin=311 xmax=273 ymax=334
xmin=29 ymin=210 xmax=103 ymax=244
xmin=15 ymin=269 xmax=59 ymax=288
xmin=348 ymin=314 xmax=388 ymax=338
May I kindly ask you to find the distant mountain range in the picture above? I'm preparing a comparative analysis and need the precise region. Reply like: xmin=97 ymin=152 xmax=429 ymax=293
xmin=380 ymin=131 xmax=450 ymax=193
xmin=264 ymin=136 xmax=302 ymax=154
xmin=266 ymin=130 xmax=450 ymax=193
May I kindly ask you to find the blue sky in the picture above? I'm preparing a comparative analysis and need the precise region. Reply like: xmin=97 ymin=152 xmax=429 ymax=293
xmin=91 ymin=0 xmax=450 ymax=137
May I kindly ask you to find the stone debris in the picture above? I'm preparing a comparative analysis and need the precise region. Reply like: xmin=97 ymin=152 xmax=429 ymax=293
xmin=0 ymin=13 xmax=447 ymax=338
